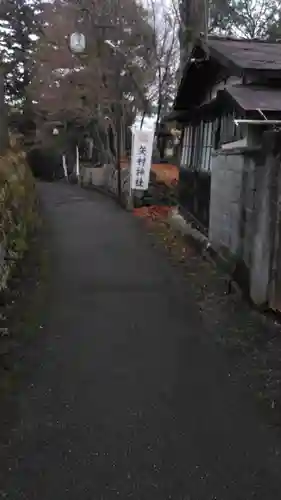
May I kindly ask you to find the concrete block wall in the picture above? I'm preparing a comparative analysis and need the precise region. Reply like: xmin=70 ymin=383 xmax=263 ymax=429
xmin=209 ymin=152 xmax=244 ymax=255
xmin=208 ymin=127 xmax=281 ymax=308
xmin=209 ymin=149 xmax=269 ymax=305
xmin=103 ymin=164 xmax=131 ymax=204
xmin=81 ymin=165 xmax=105 ymax=186
xmin=250 ymin=160 xmax=271 ymax=306
xmin=80 ymin=163 xmax=130 ymax=195
xmin=80 ymin=163 xmax=134 ymax=207
xmin=241 ymin=156 xmax=256 ymax=268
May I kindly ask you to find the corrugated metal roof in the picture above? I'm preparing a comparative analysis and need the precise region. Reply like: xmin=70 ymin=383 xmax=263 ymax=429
xmin=209 ymin=39 xmax=281 ymax=71
xmin=225 ymin=84 xmax=281 ymax=112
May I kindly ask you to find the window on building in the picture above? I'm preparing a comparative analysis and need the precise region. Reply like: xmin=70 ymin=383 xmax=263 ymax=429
xmin=181 ymin=121 xmax=214 ymax=172
xmin=201 ymin=122 xmax=213 ymax=172
xmin=180 ymin=125 xmax=192 ymax=166
xmin=214 ymin=111 xmax=244 ymax=149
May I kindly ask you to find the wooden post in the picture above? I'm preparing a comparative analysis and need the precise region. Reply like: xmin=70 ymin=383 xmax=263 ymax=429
xmin=127 ymin=128 xmax=135 ymax=211
xmin=116 ymin=104 xmax=122 ymax=202
xmin=115 ymin=71 xmax=123 ymax=203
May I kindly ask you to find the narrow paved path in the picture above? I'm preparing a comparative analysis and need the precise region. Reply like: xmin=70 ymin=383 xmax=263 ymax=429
xmin=0 ymin=182 xmax=281 ymax=500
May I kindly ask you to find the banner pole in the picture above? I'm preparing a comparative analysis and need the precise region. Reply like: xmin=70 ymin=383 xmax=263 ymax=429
xmin=127 ymin=129 xmax=135 ymax=211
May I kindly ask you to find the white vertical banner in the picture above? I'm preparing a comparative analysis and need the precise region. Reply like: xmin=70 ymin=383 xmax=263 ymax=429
xmin=62 ymin=155 xmax=68 ymax=179
xmin=130 ymin=128 xmax=154 ymax=190
xmin=76 ymin=146 xmax=80 ymax=177
xmin=129 ymin=128 xmax=135 ymax=199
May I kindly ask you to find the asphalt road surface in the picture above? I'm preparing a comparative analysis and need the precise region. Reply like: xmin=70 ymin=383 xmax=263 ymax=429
xmin=0 ymin=181 xmax=281 ymax=500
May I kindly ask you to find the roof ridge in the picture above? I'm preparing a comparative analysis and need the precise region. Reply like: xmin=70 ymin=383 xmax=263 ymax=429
xmin=208 ymin=35 xmax=281 ymax=44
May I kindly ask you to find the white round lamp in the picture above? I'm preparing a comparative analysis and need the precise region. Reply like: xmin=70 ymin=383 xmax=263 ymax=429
xmin=70 ymin=32 xmax=86 ymax=54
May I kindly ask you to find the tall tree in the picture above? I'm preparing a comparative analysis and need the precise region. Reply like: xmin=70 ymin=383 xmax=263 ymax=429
xmin=178 ymin=0 xmax=281 ymax=74
xmin=0 ymin=0 xmax=43 ymax=104
xmin=178 ymin=0 xmax=207 ymax=70
xmin=146 ymin=0 xmax=179 ymax=128
xmin=209 ymin=0 xmax=280 ymax=39
xmin=29 ymin=0 xmax=156 ymax=161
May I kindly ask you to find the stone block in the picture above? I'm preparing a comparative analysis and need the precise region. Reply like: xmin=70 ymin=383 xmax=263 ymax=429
xmin=209 ymin=153 xmax=244 ymax=256
xmin=81 ymin=165 xmax=106 ymax=187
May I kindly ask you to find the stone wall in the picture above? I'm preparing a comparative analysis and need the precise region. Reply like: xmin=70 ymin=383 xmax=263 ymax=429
xmin=80 ymin=163 xmax=131 ymax=202
xmin=208 ymin=130 xmax=281 ymax=308
xmin=241 ymin=155 xmax=256 ymax=268
xmin=103 ymin=164 xmax=130 ymax=197
xmin=252 ymin=131 xmax=281 ymax=310
xmin=249 ymin=153 xmax=272 ymax=306
xmin=80 ymin=163 xmax=147 ymax=207
xmin=81 ymin=165 xmax=106 ymax=187
xmin=209 ymin=151 xmax=245 ymax=255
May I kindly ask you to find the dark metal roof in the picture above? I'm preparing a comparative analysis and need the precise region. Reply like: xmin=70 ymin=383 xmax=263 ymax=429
xmin=173 ymin=38 xmax=281 ymax=116
xmin=164 ymin=110 xmax=190 ymax=123
xmin=165 ymin=98 xmax=221 ymax=124
xmin=209 ymin=38 xmax=281 ymax=72
xmin=224 ymin=84 xmax=281 ymax=112
xmin=173 ymin=48 xmax=223 ymax=110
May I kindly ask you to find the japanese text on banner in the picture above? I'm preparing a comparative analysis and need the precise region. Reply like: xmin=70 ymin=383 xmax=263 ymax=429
xmin=130 ymin=129 xmax=154 ymax=190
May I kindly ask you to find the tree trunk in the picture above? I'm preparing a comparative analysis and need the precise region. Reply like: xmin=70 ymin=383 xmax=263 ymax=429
xmin=0 ymin=69 xmax=9 ymax=154
xmin=179 ymin=0 xmax=208 ymax=72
